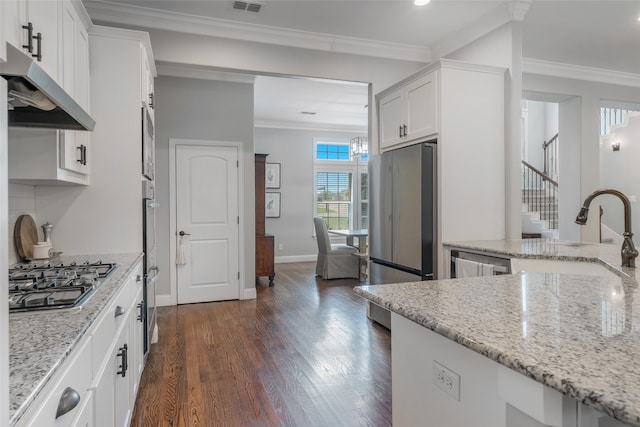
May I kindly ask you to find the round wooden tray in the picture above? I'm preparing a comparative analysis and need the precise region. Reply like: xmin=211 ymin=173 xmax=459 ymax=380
xmin=14 ymin=214 xmax=39 ymax=261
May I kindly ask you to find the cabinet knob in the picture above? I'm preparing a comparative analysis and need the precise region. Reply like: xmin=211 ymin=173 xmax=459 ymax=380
xmin=114 ymin=305 xmax=126 ymax=317
xmin=136 ymin=274 xmax=142 ymax=283
xmin=56 ymin=387 xmax=81 ymax=419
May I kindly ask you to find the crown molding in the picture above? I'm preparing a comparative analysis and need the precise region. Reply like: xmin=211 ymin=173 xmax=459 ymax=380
xmin=84 ymin=1 xmax=431 ymax=62
xmin=254 ymin=120 xmax=367 ymax=133
xmin=523 ymin=58 xmax=640 ymax=88
xmin=156 ymin=61 xmax=257 ymax=84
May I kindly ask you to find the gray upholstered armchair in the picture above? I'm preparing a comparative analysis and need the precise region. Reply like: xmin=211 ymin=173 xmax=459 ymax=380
xmin=313 ymin=217 xmax=359 ymax=279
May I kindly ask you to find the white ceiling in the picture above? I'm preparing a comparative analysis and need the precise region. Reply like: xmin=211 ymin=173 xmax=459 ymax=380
xmin=85 ymin=0 xmax=640 ymax=131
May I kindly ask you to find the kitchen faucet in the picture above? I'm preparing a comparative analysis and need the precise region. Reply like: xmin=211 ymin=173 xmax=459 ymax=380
xmin=575 ymin=189 xmax=639 ymax=268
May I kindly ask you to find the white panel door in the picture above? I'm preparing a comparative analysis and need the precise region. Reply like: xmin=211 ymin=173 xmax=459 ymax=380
xmin=176 ymin=145 xmax=240 ymax=304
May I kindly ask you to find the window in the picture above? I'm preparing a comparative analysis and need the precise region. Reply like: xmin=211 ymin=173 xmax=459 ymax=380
xmin=313 ymin=139 xmax=368 ymax=231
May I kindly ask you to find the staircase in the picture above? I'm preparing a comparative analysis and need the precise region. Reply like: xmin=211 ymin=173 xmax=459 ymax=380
xmin=521 ymin=161 xmax=559 ymax=240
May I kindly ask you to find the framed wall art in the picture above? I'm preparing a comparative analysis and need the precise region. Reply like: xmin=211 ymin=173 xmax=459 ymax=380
xmin=265 ymin=163 xmax=281 ymax=189
xmin=265 ymin=192 xmax=281 ymax=218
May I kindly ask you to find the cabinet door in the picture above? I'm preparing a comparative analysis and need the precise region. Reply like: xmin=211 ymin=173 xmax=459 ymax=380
xmin=70 ymin=390 xmax=94 ymax=427
xmin=25 ymin=0 xmax=59 ymax=82
xmin=130 ymin=284 xmax=145 ymax=401
xmin=3 ymin=0 xmax=28 ymax=53
xmin=378 ymin=88 xmax=404 ymax=150
xmin=114 ymin=310 xmax=132 ymax=427
xmin=93 ymin=343 xmax=115 ymax=427
xmin=59 ymin=131 xmax=90 ymax=175
xmin=405 ymin=72 xmax=438 ymax=142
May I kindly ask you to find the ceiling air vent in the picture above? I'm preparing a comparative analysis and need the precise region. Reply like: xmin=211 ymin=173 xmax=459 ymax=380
xmin=233 ymin=1 xmax=262 ymax=13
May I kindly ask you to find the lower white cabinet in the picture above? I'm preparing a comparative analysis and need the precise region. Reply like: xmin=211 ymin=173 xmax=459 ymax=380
xmin=13 ymin=260 xmax=145 ymax=427
xmin=91 ymin=261 xmax=144 ymax=427
xmin=16 ymin=336 xmax=93 ymax=427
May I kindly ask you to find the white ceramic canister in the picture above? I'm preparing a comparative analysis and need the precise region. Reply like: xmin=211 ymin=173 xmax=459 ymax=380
xmin=32 ymin=242 xmax=53 ymax=259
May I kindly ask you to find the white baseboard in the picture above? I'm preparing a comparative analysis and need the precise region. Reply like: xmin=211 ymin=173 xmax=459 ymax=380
xmin=155 ymin=294 xmax=174 ymax=307
xmin=243 ymin=288 xmax=257 ymax=300
xmin=275 ymin=254 xmax=316 ymax=263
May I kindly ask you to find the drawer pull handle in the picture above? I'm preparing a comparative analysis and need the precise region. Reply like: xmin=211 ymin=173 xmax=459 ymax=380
xmin=56 ymin=387 xmax=80 ymax=419
xmin=117 ymin=344 xmax=128 ymax=377
xmin=114 ymin=305 xmax=126 ymax=317
xmin=136 ymin=274 xmax=142 ymax=283
xmin=137 ymin=301 xmax=145 ymax=322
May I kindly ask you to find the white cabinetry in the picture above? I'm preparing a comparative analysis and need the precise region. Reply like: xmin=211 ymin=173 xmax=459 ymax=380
xmin=378 ymin=71 xmax=437 ymax=150
xmin=90 ymin=262 xmax=144 ymax=427
xmin=377 ymin=60 xmax=506 ymax=276
xmin=15 ymin=336 xmax=93 ymax=427
xmin=5 ymin=0 xmax=92 ymax=185
xmin=3 ymin=0 xmax=59 ymax=83
xmin=59 ymin=0 xmax=91 ymax=176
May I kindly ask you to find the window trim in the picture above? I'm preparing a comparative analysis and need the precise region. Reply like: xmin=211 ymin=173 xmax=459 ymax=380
xmin=312 ymin=138 xmax=368 ymax=235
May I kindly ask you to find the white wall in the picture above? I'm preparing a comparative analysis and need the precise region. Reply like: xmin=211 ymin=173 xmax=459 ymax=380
xmin=523 ymin=73 xmax=640 ymax=242
xmin=145 ymin=28 xmax=426 ymax=155
xmin=599 ymin=113 xmax=640 ymax=239
xmin=524 ymin=101 xmax=558 ymax=170
xmin=155 ymin=76 xmax=254 ymax=297
xmin=254 ymin=127 xmax=363 ymax=262
xmin=446 ymin=22 xmax=522 ymax=240
xmin=7 ymin=184 xmax=37 ymax=265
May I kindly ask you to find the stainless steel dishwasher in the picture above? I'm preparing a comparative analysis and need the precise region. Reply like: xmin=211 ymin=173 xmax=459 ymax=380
xmin=450 ymin=249 xmax=511 ymax=278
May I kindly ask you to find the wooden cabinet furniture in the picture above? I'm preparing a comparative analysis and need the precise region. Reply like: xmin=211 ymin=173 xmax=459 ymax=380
xmin=255 ymin=154 xmax=275 ymax=286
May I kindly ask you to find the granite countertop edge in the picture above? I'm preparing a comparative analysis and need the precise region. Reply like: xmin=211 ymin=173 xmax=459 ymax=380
xmin=9 ymin=252 xmax=144 ymax=427
xmin=353 ymin=284 xmax=640 ymax=426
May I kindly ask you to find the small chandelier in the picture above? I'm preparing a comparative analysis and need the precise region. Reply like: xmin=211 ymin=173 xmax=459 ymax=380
xmin=350 ymin=136 xmax=368 ymax=157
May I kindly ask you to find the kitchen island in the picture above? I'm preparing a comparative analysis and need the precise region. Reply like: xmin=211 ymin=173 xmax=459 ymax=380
xmin=355 ymin=239 xmax=640 ymax=427
xmin=9 ymin=252 xmax=143 ymax=426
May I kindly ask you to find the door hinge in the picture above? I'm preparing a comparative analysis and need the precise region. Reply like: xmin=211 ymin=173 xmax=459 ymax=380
xmin=237 ymin=216 xmax=239 ymax=224
xmin=237 ymin=272 xmax=240 ymax=279
xmin=237 ymin=160 xmax=239 ymax=167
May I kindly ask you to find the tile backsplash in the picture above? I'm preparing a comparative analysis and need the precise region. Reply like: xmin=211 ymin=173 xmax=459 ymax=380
xmin=8 ymin=183 xmax=37 ymax=265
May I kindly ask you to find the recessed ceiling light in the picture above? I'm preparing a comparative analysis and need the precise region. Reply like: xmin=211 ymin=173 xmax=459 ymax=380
xmin=414 ymin=0 xmax=431 ymax=5
xmin=300 ymin=111 xmax=317 ymax=115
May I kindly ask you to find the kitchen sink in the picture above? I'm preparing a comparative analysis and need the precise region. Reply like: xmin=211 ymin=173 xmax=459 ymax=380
xmin=510 ymin=258 xmax=624 ymax=279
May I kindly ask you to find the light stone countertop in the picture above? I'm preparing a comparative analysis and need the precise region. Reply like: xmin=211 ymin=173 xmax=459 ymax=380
xmin=355 ymin=239 xmax=640 ymax=426
xmin=9 ymin=252 xmax=143 ymax=427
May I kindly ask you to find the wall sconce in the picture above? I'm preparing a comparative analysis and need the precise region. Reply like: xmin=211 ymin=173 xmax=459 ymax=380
xmin=350 ymin=136 xmax=368 ymax=157
xmin=612 ymin=141 xmax=621 ymax=151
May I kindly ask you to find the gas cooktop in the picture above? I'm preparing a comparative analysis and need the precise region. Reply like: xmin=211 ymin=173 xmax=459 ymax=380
xmin=8 ymin=260 xmax=117 ymax=313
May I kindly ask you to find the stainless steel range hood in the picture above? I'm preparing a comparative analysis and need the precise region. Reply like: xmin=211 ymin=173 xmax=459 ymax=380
xmin=0 ymin=43 xmax=95 ymax=131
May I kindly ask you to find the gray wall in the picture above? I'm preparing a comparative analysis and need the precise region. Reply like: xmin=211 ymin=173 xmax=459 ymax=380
xmin=254 ymin=127 xmax=362 ymax=261
xmin=155 ymin=76 xmax=254 ymax=297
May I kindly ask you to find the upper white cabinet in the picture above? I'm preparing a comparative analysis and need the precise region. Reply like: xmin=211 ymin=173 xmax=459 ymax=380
xmin=140 ymin=45 xmax=155 ymax=119
xmin=6 ymin=0 xmax=92 ymax=185
xmin=59 ymin=0 xmax=91 ymax=177
xmin=376 ymin=59 xmax=506 ymax=275
xmin=4 ymin=0 xmax=60 ymax=83
xmin=378 ymin=71 xmax=438 ymax=150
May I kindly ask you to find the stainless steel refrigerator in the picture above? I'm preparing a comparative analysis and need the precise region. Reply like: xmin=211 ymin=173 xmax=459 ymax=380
xmin=368 ymin=141 xmax=437 ymax=328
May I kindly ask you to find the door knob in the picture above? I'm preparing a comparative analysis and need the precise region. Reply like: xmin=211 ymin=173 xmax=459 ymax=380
xmin=179 ymin=231 xmax=191 ymax=236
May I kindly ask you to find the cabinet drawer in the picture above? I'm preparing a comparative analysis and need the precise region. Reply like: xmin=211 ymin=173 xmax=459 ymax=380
xmin=21 ymin=336 xmax=92 ymax=427
xmin=91 ymin=280 xmax=132 ymax=377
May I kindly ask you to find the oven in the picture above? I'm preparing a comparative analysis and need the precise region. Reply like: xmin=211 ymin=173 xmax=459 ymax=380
xmin=142 ymin=180 xmax=158 ymax=358
xmin=142 ymin=103 xmax=154 ymax=181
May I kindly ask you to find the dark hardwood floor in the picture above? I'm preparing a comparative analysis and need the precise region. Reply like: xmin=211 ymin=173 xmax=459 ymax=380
xmin=131 ymin=262 xmax=392 ymax=427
